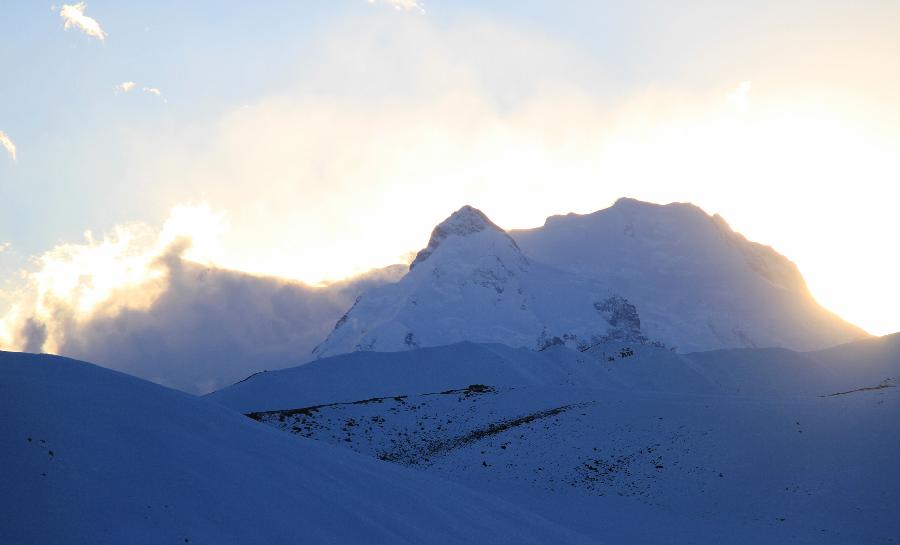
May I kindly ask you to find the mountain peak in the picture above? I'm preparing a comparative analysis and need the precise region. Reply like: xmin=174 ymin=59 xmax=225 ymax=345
xmin=434 ymin=205 xmax=499 ymax=237
xmin=410 ymin=205 xmax=512 ymax=270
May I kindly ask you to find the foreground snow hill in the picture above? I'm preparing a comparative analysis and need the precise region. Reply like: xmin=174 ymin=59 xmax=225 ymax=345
xmin=0 ymin=350 xmax=589 ymax=545
xmin=313 ymin=199 xmax=866 ymax=359
xmin=208 ymin=336 xmax=900 ymax=544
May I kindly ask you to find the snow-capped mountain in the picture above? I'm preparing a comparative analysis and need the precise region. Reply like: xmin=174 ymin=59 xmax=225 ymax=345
xmin=512 ymin=198 xmax=867 ymax=352
xmin=0 ymin=350 xmax=586 ymax=545
xmin=314 ymin=205 xmax=648 ymax=358
xmin=315 ymin=199 xmax=866 ymax=358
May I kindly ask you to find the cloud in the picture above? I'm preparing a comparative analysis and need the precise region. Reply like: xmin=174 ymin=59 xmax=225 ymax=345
xmin=114 ymin=82 xmax=166 ymax=102
xmin=115 ymin=81 xmax=137 ymax=93
xmin=0 ymin=242 xmax=10 ymax=254
xmin=142 ymin=87 xmax=167 ymax=102
xmin=727 ymin=80 xmax=753 ymax=112
xmin=0 ymin=131 xmax=16 ymax=161
xmin=0 ymin=205 xmax=404 ymax=393
xmin=122 ymin=16 xmax=611 ymax=284
xmin=60 ymin=2 xmax=107 ymax=42
xmin=367 ymin=0 xmax=424 ymax=13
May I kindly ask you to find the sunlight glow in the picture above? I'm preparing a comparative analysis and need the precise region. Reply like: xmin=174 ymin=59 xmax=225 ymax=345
xmin=0 ymin=204 xmax=226 ymax=353
xmin=168 ymin=81 xmax=899 ymax=334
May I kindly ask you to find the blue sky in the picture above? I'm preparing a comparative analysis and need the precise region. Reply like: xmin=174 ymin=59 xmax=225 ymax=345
xmin=1 ymin=0 xmax=899 ymax=334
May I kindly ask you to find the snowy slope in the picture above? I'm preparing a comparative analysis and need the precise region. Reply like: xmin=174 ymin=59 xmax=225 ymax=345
xmin=209 ymin=335 xmax=900 ymax=544
xmin=314 ymin=206 xmax=650 ymax=358
xmin=253 ymin=382 xmax=900 ymax=544
xmin=0 ymin=350 xmax=590 ymax=545
xmin=512 ymin=198 xmax=867 ymax=352
xmin=209 ymin=335 xmax=900 ymax=413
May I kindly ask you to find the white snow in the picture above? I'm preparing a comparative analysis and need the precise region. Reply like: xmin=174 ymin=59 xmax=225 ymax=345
xmin=315 ymin=200 xmax=867 ymax=360
xmin=512 ymin=198 xmax=867 ymax=351
xmin=209 ymin=334 xmax=900 ymax=544
xmin=4 ymin=198 xmax=892 ymax=545
xmin=314 ymin=206 xmax=650 ymax=358
xmin=0 ymin=350 xmax=589 ymax=545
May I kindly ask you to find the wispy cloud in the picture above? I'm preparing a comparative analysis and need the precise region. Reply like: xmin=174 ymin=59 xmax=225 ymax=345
xmin=142 ymin=87 xmax=167 ymax=103
xmin=114 ymin=82 xmax=167 ymax=102
xmin=115 ymin=81 xmax=136 ymax=94
xmin=60 ymin=2 xmax=106 ymax=42
xmin=727 ymin=81 xmax=753 ymax=112
xmin=367 ymin=0 xmax=424 ymax=13
xmin=0 ymin=242 xmax=10 ymax=254
xmin=0 ymin=131 xmax=16 ymax=161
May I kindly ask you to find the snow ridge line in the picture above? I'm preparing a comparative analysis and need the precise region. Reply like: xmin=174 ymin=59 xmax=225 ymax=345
xmin=245 ymin=384 xmax=498 ymax=421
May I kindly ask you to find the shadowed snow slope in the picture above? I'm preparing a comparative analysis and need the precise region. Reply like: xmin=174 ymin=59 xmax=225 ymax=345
xmin=512 ymin=198 xmax=867 ymax=352
xmin=210 ymin=335 xmax=900 ymax=413
xmin=0 ymin=350 xmax=588 ymax=545
xmin=208 ymin=335 xmax=900 ymax=545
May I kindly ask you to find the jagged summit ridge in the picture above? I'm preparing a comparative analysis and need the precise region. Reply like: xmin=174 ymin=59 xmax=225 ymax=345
xmin=313 ymin=206 xmax=637 ymax=358
xmin=410 ymin=205 xmax=521 ymax=270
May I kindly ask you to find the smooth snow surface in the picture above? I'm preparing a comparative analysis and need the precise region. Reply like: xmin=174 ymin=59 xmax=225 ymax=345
xmin=513 ymin=198 xmax=867 ymax=351
xmin=210 ymin=335 xmax=900 ymax=544
xmin=0 ymin=351 xmax=589 ymax=545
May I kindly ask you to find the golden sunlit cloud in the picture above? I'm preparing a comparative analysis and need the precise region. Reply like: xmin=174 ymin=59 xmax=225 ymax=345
xmin=0 ymin=203 xmax=224 ymax=353
xmin=59 ymin=2 xmax=107 ymax=42
xmin=0 ymin=130 xmax=17 ymax=161
xmin=115 ymin=81 xmax=137 ymax=93
xmin=367 ymin=0 xmax=424 ymax=14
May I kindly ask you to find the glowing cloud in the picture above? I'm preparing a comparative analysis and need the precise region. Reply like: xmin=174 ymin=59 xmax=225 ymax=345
xmin=0 ymin=130 xmax=16 ymax=161
xmin=0 ymin=203 xmax=223 ymax=353
xmin=0 ymin=242 xmax=10 ymax=253
xmin=115 ymin=81 xmax=137 ymax=93
xmin=0 ymin=203 xmax=402 ymax=392
xmin=59 ymin=2 xmax=107 ymax=42
xmin=367 ymin=0 xmax=424 ymax=13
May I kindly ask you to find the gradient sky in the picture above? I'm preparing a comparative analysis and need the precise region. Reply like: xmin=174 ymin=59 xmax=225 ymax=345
xmin=1 ymin=1 xmax=899 ymax=335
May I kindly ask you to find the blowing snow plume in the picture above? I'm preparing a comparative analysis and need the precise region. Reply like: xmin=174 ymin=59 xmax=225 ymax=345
xmin=0 ymin=205 xmax=403 ymax=393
